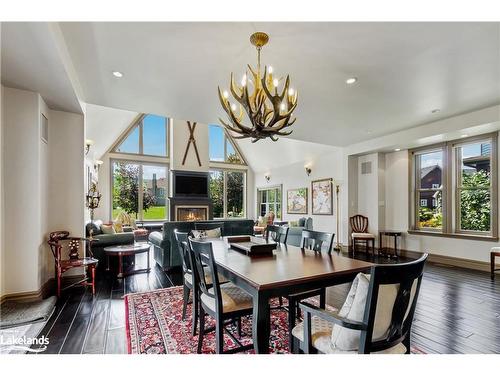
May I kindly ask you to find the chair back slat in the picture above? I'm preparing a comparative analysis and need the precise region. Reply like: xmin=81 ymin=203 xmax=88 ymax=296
xmin=188 ymin=239 xmax=221 ymax=310
xmin=350 ymin=215 xmax=369 ymax=233
xmin=358 ymin=254 xmax=428 ymax=354
xmin=266 ymin=225 xmax=289 ymax=244
xmin=174 ymin=231 xmax=192 ymax=277
xmin=300 ymin=230 xmax=335 ymax=254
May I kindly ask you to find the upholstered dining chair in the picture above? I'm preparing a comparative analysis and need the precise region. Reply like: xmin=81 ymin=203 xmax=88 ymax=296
xmin=286 ymin=229 xmax=335 ymax=347
xmin=350 ymin=214 xmax=376 ymax=255
xmin=174 ymin=230 xmax=198 ymax=335
xmin=175 ymin=230 xmax=227 ymax=336
xmin=189 ymin=238 xmax=254 ymax=354
xmin=291 ymin=254 xmax=428 ymax=354
xmin=265 ymin=225 xmax=289 ymax=244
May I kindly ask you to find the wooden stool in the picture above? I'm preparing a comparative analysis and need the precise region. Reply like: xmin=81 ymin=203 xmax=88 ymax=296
xmin=491 ymin=247 xmax=500 ymax=280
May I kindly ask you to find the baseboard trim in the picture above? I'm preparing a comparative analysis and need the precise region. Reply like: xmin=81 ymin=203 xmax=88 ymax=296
xmin=0 ymin=275 xmax=84 ymax=304
xmin=400 ymin=249 xmax=491 ymax=272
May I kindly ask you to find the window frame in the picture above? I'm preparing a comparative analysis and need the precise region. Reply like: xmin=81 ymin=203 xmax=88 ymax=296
xmin=110 ymin=158 xmax=170 ymax=222
xmin=256 ymin=184 xmax=283 ymax=220
xmin=111 ymin=114 xmax=169 ymax=158
xmin=209 ymin=167 xmax=247 ymax=219
xmin=409 ymin=132 xmax=498 ymax=240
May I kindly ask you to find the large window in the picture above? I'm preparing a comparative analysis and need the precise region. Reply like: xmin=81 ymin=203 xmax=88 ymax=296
xmin=410 ymin=134 xmax=497 ymax=238
xmin=114 ymin=114 xmax=169 ymax=157
xmin=257 ymin=185 xmax=282 ymax=220
xmin=112 ymin=160 xmax=169 ymax=220
xmin=209 ymin=124 xmax=245 ymax=164
xmin=209 ymin=169 xmax=246 ymax=218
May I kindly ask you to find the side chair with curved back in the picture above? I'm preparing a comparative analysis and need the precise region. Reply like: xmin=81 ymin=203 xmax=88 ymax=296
xmin=189 ymin=238 xmax=254 ymax=354
xmin=350 ymin=214 xmax=376 ymax=255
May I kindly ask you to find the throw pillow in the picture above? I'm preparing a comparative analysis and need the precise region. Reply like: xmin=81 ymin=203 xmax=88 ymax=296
xmin=330 ymin=273 xmax=417 ymax=351
xmin=289 ymin=221 xmax=299 ymax=227
xmin=100 ymin=224 xmax=116 ymax=235
xmin=113 ymin=222 xmax=124 ymax=233
xmin=86 ymin=222 xmax=102 ymax=236
xmin=190 ymin=228 xmax=221 ymax=239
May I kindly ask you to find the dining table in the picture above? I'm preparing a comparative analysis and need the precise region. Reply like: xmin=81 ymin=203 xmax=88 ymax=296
xmin=207 ymin=238 xmax=374 ymax=353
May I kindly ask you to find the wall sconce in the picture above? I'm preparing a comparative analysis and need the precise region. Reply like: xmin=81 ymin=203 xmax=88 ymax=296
xmin=85 ymin=139 xmax=94 ymax=155
xmin=94 ymin=160 xmax=103 ymax=172
xmin=305 ymin=166 xmax=312 ymax=176
xmin=265 ymin=174 xmax=271 ymax=182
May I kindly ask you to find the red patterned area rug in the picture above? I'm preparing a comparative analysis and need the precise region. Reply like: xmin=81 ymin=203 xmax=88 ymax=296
xmin=125 ymin=286 xmax=425 ymax=354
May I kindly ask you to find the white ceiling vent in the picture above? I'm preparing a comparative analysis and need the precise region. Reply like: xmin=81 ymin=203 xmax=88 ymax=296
xmin=361 ymin=161 xmax=372 ymax=175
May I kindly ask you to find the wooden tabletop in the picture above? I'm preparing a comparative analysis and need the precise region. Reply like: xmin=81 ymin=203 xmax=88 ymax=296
xmin=209 ymin=239 xmax=373 ymax=290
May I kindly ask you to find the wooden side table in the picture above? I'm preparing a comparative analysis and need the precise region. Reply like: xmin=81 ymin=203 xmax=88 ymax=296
xmin=379 ymin=231 xmax=402 ymax=258
xmin=491 ymin=248 xmax=500 ymax=280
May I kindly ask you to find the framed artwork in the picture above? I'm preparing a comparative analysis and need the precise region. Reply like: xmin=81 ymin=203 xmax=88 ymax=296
xmin=311 ymin=178 xmax=333 ymax=215
xmin=287 ymin=188 xmax=308 ymax=214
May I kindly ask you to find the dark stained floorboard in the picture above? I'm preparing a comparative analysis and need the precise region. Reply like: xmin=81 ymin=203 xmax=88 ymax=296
xmin=33 ymin=246 xmax=500 ymax=354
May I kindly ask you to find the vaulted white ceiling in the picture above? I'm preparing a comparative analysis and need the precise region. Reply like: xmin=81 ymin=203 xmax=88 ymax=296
xmin=58 ymin=22 xmax=500 ymax=146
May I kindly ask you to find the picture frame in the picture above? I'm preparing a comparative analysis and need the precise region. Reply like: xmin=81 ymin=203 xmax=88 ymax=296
xmin=311 ymin=178 xmax=333 ymax=215
xmin=287 ymin=187 xmax=308 ymax=214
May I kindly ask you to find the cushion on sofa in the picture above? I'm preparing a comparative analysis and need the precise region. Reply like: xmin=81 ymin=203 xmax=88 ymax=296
xmin=100 ymin=224 xmax=116 ymax=234
xmin=191 ymin=228 xmax=221 ymax=239
xmin=86 ymin=221 xmax=102 ymax=236
xmin=92 ymin=232 xmax=135 ymax=246
xmin=298 ymin=218 xmax=306 ymax=227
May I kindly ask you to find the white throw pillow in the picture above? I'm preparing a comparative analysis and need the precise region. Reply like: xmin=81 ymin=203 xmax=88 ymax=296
xmin=191 ymin=228 xmax=221 ymax=239
xmin=330 ymin=273 xmax=412 ymax=351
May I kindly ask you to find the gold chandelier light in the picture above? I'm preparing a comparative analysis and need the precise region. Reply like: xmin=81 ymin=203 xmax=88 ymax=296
xmin=218 ymin=32 xmax=298 ymax=143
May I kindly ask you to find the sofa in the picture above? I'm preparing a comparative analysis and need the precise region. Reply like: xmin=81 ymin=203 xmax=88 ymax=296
xmin=85 ymin=220 xmax=135 ymax=263
xmin=149 ymin=219 xmax=254 ymax=271
xmin=286 ymin=217 xmax=313 ymax=246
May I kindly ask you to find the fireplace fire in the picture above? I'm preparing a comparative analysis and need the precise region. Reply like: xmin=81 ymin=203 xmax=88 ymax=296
xmin=176 ymin=206 xmax=208 ymax=221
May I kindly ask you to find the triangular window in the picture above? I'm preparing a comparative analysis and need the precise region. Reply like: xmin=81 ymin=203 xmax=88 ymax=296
xmin=209 ymin=124 xmax=246 ymax=165
xmin=113 ymin=114 xmax=168 ymax=157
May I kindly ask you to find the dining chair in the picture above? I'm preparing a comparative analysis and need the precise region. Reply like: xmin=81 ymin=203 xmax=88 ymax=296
xmin=286 ymin=229 xmax=335 ymax=347
xmin=174 ymin=230 xmax=199 ymax=335
xmin=189 ymin=238 xmax=254 ymax=354
xmin=350 ymin=214 xmax=376 ymax=255
xmin=291 ymin=254 xmax=428 ymax=354
xmin=265 ymin=225 xmax=289 ymax=244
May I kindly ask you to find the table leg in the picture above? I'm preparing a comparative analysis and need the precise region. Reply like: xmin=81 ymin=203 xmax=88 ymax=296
xmin=106 ymin=255 xmax=110 ymax=272
xmin=147 ymin=247 xmax=150 ymax=272
xmin=118 ymin=255 xmax=123 ymax=278
xmin=252 ymin=291 xmax=270 ymax=354
xmin=393 ymin=235 xmax=398 ymax=258
xmin=379 ymin=233 xmax=382 ymax=256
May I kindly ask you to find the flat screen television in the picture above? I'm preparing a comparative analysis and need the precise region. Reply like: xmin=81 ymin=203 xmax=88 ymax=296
xmin=174 ymin=174 xmax=208 ymax=197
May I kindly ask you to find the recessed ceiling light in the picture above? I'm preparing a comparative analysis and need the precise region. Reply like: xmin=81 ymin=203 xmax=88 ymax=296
xmin=461 ymin=134 xmax=468 ymax=138
xmin=112 ymin=71 xmax=123 ymax=78
xmin=394 ymin=148 xmax=401 ymax=152
xmin=431 ymin=108 xmax=440 ymax=114
xmin=346 ymin=77 xmax=358 ymax=85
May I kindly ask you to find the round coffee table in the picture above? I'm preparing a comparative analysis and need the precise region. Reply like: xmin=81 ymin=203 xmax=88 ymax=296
xmin=104 ymin=243 xmax=151 ymax=278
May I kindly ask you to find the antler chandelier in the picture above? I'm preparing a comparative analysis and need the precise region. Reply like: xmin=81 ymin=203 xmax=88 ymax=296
xmin=218 ymin=32 xmax=298 ymax=143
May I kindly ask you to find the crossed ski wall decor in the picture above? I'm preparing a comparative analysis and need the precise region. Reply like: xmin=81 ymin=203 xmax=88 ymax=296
xmin=181 ymin=121 xmax=202 ymax=167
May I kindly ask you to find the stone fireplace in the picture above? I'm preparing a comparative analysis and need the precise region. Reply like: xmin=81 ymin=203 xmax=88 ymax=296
xmin=169 ymin=170 xmax=213 ymax=221
xmin=175 ymin=205 xmax=209 ymax=221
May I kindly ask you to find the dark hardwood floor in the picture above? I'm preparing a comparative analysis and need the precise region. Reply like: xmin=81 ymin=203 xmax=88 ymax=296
xmin=31 ymin=248 xmax=500 ymax=354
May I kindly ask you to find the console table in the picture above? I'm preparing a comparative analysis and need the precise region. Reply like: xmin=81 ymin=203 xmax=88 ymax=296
xmin=379 ymin=231 xmax=402 ymax=258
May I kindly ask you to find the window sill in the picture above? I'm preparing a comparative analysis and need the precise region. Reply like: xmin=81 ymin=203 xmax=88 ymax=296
xmin=407 ymin=230 xmax=498 ymax=242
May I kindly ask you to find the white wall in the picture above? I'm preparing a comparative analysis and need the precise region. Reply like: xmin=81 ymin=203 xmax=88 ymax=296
xmin=254 ymin=148 xmax=346 ymax=242
xmin=169 ymin=119 xmax=209 ymax=172
xmin=2 ymin=87 xmax=43 ymax=294
xmin=357 ymin=153 xmax=380 ymax=236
